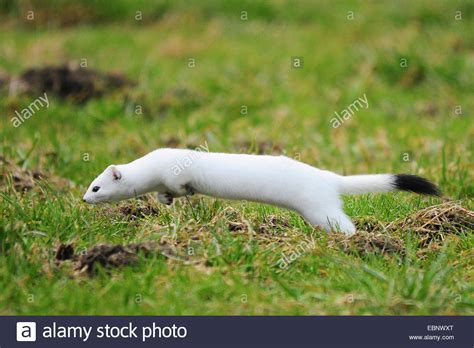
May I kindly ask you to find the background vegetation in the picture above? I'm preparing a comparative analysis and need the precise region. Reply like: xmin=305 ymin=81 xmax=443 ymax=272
xmin=0 ymin=0 xmax=472 ymax=315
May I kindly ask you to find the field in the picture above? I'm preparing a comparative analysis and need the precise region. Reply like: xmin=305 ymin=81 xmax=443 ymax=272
xmin=0 ymin=0 xmax=473 ymax=315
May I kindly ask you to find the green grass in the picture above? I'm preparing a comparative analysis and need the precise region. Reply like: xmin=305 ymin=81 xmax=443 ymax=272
xmin=0 ymin=0 xmax=473 ymax=315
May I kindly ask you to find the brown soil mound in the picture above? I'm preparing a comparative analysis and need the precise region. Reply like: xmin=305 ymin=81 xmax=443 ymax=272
xmin=118 ymin=203 xmax=160 ymax=221
xmin=5 ymin=65 xmax=134 ymax=102
xmin=0 ymin=156 xmax=70 ymax=192
xmin=56 ymin=242 xmax=176 ymax=275
xmin=0 ymin=70 xmax=10 ymax=89
xmin=100 ymin=198 xmax=160 ymax=221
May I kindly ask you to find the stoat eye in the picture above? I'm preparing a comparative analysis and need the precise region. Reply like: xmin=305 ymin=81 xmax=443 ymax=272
xmin=92 ymin=186 xmax=100 ymax=192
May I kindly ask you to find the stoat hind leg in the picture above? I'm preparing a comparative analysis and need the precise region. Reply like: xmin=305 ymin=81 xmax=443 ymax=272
xmin=303 ymin=207 xmax=356 ymax=236
xmin=157 ymin=192 xmax=174 ymax=205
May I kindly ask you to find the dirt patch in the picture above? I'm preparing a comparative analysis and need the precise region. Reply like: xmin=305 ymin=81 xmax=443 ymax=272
xmin=56 ymin=242 xmax=177 ymax=275
xmin=214 ymin=210 xmax=294 ymax=235
xmin=118 ymin=203 xmax=160 ymax=221
xmin=5 ymin=65 xmax=134 ymax=103
xmin=234 ymin=140 xmax=284 ymax=155
xmin=160 ymin=137 xmax=206 ymax=150
xmin=157 ymin=87 xmax=202 ymax=116
xmin=100 ymin=198 xmax=160 ymax=221
xmin=211 ymin=207 xmax=247 ymax=232
xmin=414 ymin=100 xmax=440 ymax=117
xmin=257 ymin=215 xmax=292 ymax=234
xmin=330 ymin=232 xmax=405 ymax=256
xmin=0 ymin=70 xmax=10 ymax=89
xmin=163 ymin=136 xmax=181 ymax=148
xmin=228 ymin=220 xmax=246 ymax=232
xmin=376 ymin=55 xmax=427 ymax=88
xmin=10 ymin=2 xmax=100 ymax=28
xmin=56 ymin=243 xmax=75 ymax=261
xmin=0 ymin=156 xmax=70 ymax=192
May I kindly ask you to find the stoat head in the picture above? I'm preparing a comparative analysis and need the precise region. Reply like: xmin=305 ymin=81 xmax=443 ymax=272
xmin=83 ymin=165 xmax=132 ymax=204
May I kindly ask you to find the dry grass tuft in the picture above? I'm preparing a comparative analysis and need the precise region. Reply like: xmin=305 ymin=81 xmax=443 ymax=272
xmin=386 ymin=202 xmax=473 ymax=248
xmin=355 ymin=216 xmax=389 ymax=234
xmin=350 ymin=202 xmax=473 ymax=255
xmin=257 ymin=215 xmax=292 ymax=235
xmin=329 ymin=232 xmax=405 ymax=256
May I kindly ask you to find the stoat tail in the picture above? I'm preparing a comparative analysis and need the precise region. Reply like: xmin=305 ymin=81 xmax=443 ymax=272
xmin=338 ymin=174 xmax=440 ymax=196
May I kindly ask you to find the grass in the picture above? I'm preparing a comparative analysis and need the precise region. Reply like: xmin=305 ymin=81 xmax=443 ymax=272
xmin=0 ymin=0 xmax=473 ymax=315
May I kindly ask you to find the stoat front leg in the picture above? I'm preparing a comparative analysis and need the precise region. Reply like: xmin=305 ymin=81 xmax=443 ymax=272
xmin=182 ymin=183 xmax=195 ymax=196
xmin=157 ymin=192 xmax=174 ymax=205
xmin=164 ymin=179 xmax=196 ymax=196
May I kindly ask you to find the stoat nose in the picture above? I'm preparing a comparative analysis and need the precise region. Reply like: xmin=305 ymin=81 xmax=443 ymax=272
xmin=83 ymin=198 xmax=86 ymax=202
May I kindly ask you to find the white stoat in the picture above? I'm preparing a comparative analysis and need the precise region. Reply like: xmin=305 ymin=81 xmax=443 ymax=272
xmin=83 ymin=148 xmax=439 ymax=235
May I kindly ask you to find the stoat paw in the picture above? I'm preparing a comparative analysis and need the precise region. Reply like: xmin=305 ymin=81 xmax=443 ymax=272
xmin=341 ymin=228 xmax=357 ymax=237
xmin=157 ymin=192 xmax=174 ymax=205
xmin=339 ymin=225 xmax=357 ymax=236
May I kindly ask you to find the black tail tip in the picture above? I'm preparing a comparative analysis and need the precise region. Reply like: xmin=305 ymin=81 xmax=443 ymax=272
xmin=394 ymin=174 xmax=441 ymax=196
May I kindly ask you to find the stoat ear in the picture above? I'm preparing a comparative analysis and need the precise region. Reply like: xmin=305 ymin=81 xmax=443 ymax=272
xmin=108 ymin=165 xmax=122 ymax=181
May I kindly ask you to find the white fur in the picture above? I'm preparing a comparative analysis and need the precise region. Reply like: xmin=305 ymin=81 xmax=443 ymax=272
xmin=83 ymin=148 xmax=399 ymax=235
